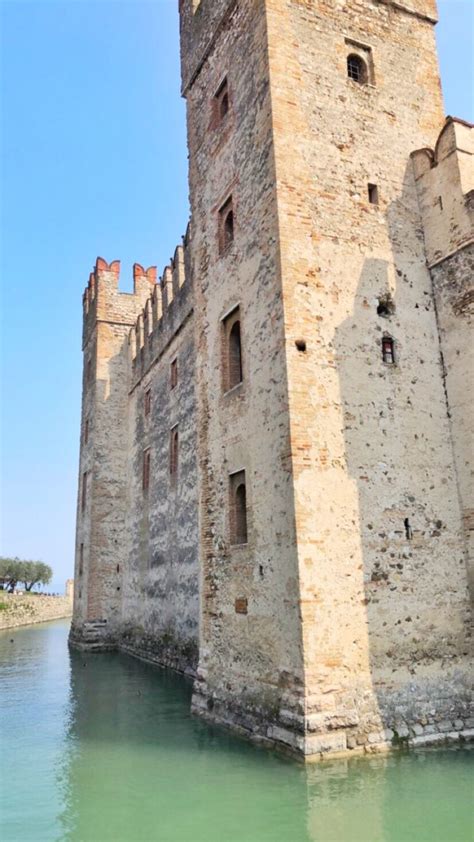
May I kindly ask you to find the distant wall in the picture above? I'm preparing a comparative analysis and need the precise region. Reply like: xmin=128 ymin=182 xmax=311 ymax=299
xmin=0 ymin=594 xmax=72 ymax=630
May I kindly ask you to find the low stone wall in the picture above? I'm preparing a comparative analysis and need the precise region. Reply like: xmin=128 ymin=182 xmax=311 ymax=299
xmin=0 ymin=594 xmax=72 ymax=630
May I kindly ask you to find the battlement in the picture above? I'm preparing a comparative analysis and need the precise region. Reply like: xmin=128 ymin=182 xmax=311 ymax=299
xmin=128 ymin=233 xmax=192 ymax=388
xmin=412 ymin=117 xmax=474 ymax=266
xmin=82 ymin=257 xmax=157 ymax=350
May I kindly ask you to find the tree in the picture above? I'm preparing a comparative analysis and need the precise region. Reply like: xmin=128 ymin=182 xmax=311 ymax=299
xmin=0 ymin=557 xmax=53 ymax=592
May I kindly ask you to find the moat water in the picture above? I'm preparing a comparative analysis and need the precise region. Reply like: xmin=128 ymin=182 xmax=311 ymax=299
xmin=0 ymin=620 xmax=472 ymax=842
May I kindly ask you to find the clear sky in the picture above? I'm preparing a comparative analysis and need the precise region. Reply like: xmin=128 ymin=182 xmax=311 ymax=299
xmin=1 ymin=0 xmax=473 ymax=592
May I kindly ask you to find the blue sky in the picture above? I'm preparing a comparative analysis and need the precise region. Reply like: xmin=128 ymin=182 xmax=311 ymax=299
xmin=1 ymin=1 xmax=473 ymax=592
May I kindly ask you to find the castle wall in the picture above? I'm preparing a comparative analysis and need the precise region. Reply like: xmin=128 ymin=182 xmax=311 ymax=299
xmin=263 ymin=0 xmax=472 ymax=752
xmin=412 ymin=119 xmax=474 ymax=595
xmin=182 ymin=0 xmax=307 ymax=737
xmin=71 ymin=261 xmax=154 ymax=647
xmin=120 ymin=248 xmax=200 ymax=673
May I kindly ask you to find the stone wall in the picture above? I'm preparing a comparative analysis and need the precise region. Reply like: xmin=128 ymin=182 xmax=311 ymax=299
xmin=0 ymin=594 xmax=72 ymax=630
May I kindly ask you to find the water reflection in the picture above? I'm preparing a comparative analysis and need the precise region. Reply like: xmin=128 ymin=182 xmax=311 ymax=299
xmin=1 ymin=622 xmax=472 ymax=842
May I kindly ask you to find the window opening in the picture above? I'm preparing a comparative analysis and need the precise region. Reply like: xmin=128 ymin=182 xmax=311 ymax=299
xmin=81 ymin=472 xmax=88 ymax=513
xmin=214 ymin=77 xmax=229 ymax=123
xmin=368 ymin=183 xmax=379 ymax=205
xmin=230 ymin=470 xmax=248 ymax=545
xmin=170 ymin=358 xmax=178 ymax=389
xmin=170 ymin=427 xmax=179 ymax=480
xmin=404 ymin=518 xmax=413 ymax=541
xmin=79 ymin=544 xmax=84 ymax=576
xmin=295 ymin=339 xmax=307 ymax=352
xmin=143 ymin=449 xmax=151 ymax=493
xmin=144 ymin=388 xmax=151 ymax=416
xmin=84 ymin=418 xmax=89 ymax=444
xmin=382 ymin=336 xmax=395 ymax=365
xmin=347 ymin=54 xmax=368 ymax=84
xmin=219 ymin=197 xmax=234 ymax=254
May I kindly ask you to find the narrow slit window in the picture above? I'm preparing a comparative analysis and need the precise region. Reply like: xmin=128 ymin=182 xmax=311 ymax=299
xmin=382 ymin=336 xmax=395 ymax=365
xmin=347 ymin=54 xmax=368 ymax=84
xmin=368 ymin=183 xmax=379 ymax=205
xmin=143 ymin=448 xmax=151 ymax=493
xmin=81 ymin=471 xmax=88 ymax=512
xmin=214 ymin=77 xmax=229 ymax=124
xmin=219 ymin=196 xmax=234 ymax=254
xmin=222 ymin=306 xmax=243 ymax=392
xmin=84 ymin=418 xmax=89 ymax=444
xmin=79 ymin=544 xmax=84 ymax=576
xmin=170 ymin=358 xmax=178 ymax=389
xmin=144 ymin=388 xmax=151 ymax=416
xmin=170 ymin=427 xmax=179 ymax=480
xmin=404 ymin=518 xmax=413 ymax=540
xmin=230 ymin=470 xmax=248 ymax=545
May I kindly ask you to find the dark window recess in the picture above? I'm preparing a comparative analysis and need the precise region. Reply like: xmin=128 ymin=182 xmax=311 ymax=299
xmin=438 ymin=196 xmax=443 ymax=211
xmin=382 ymin=336 xmax=395 ymax=365
xmin=116 ymin=564 xmax=120 ymax=573
xmin=295 ymin=339 xmax=307 ymax=352
xmin=84 ymin=418 xmax=89 ymax=444
xmin=222 ymin=307 xmax=243 ymax=391
xmin=347 ymin=54 xmax=368 ymax=84
xmin=368 ymin=183 xmax=379 ymax=205
xmin=81 ymin=472 xmax=88 ymax=513
xmin=170 ymin=427 xmax=179 ymax=479
xmin=170 ymin=358 xmax=178 ymax=389
xmin=214 ymin=77 xmax=229 ymax=123
xmin=87 ymin=358 xmax=92 ymax=382
xmin=144 ymin=388 xmax=151 ymax=416
xmin=143 ymin=449 xmax=151 ymax=492
xmin=230 ymin=470 xmax=248 ymax=545
xmin=404 ymin=518 xmax=413 ymax=540
xmin=219 ymin=196 xmax=234 ymax=254
xmin=79 ymin=544 xmax=84 ymax=576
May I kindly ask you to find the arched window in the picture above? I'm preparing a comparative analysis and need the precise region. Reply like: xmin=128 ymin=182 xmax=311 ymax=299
xmin=235 ymin=483 xmax=247 ymax=544
xmin=347 ymin=54 xmax=368 ymax=84
xmin=230 ymin=470 xmax=248 ymax=545
xmin=219 ymin=196 xmax=234 ymax=254
xmin=229 ymin=321 xmax=243 ymax=389
xmin=170 ymin=427 xmax=179 ymax=480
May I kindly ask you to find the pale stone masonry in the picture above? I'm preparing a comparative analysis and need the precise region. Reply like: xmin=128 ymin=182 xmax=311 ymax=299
xmin=70 ymin=0 xmax=473 ymax=758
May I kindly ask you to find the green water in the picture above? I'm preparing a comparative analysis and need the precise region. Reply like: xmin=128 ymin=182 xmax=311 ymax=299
xmin=0 ymin=621 xmax=472 ymax=842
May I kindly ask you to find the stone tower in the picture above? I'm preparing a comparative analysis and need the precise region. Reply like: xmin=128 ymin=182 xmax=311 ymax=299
xmin=180 ymin=0 xmax=472 ymax=754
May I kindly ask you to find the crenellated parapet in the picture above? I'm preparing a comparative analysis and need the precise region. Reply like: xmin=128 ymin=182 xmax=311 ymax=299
xmin=82 ymin=257 xmax=156 ymax=350
xmin=128 ymin=232 xmax=193 ymax=389
xmin=411 ymin=117 xmax=474 ymax=267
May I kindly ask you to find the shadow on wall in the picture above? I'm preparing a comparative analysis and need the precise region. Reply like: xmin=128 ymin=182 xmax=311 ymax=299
xmin=333 ymin=163 xmax=472 ymax=734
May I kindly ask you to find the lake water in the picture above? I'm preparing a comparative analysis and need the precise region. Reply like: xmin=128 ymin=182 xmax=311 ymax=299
xmin=0 ymin=620 xmax=472 ymax=842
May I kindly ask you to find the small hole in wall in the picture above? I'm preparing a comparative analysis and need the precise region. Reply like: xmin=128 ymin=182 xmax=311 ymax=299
xmin=377 ymin=295 xmax=395 ymax=318
xmin=259 ymin=564 xmax=264 ymax=578
xmin=116 ymin=586 xmax=121 ymax=592
xmin=295 ymin=339 xmax=307 ymax=352
xmin=404 ymin=518 xmax=413 ymax=540
xmin=368 ymin=183 xmax=379 ymax=205
xmin=207 ymin=697 xmax=214 ymax=712
xmin=116 ymin=564 xmax=120 ymax=573
xmin=438 ymin=195 xmax=443 ymax=211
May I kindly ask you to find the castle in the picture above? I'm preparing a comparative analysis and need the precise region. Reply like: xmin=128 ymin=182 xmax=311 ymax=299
xmin=70 ymin=0 xmax=473 ymax=758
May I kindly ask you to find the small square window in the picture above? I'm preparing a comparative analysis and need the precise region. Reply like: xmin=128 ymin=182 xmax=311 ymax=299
xmin=218 ymin=196 xmax=234 ymax=255
xmin=144 ymin=388 xmax=151 ymax=416
xmin=170 ymin=359 xmax=178 ymax=389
